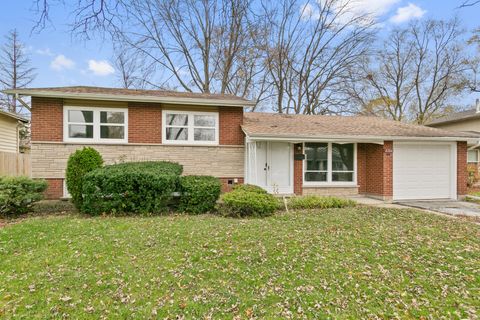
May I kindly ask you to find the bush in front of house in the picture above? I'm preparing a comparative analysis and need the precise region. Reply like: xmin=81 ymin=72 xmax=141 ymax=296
xmin=217 ymin=187 xmax=279 ymax=218
xmin=81 ymin=161 xmax=183 ymax=215
xmin=178 ymin=175 xmax=221 ymax=214
xmin=288 ymin=195 xmax=356 ymax=210
xmin=66 ymin=147 xmax=103 ymax=209
xmin=233 ymin=184 xmax=268 ymax=194
xmin=0 ymin=176 xmax=48 ymax=216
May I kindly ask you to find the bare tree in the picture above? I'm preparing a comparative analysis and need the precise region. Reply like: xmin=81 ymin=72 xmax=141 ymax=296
xmin=410 ymin=19 xmax=467 ymax=124
xmin=346 ymin=29 xmax=416 ymax=121
xmin=0 ymin=29 xmax=36 ymax=113
xmin=346 ymin=19 xmax=467 ymax=124
xmin=261 ymin=0 xmax=375 ymax=114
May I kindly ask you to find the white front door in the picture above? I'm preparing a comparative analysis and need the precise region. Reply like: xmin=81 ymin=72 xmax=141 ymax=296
xmin=253 ymin=141 xmax=293 ymax=194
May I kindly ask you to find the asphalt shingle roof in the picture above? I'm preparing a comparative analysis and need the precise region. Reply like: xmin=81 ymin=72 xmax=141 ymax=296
xmin=3 ymin=86 xmax=253 ymax=106
xmin=427 ymin=108 xmax=480 ymax=126
xmin=242 ymin=112 xmax=478 ymax=139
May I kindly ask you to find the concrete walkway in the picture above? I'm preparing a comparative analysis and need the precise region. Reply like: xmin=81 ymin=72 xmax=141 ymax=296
xmin=347 ymin=196 xmax=480 ymax=219
xmin=396 ymin=200 xmax=480 ymax=218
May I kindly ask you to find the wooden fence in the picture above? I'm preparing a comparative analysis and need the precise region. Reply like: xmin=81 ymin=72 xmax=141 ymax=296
xmin=0 ymin=151 xmax=31 ymax=177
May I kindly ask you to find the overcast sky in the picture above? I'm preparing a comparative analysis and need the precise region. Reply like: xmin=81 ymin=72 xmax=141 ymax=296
xmin=0 ymin=0 xmax=478 ymax=103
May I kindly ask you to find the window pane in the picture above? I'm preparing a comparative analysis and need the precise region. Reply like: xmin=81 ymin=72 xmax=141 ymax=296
xmin=101 ymin=111 xmax=124 ymax=124
xmin=194 ymin=115 xmax=215 ymax=127
xmin=332 ymin=172 xmax=353 ymax=182
xmin=305 ymin=143 xmax=328 ymax=171
xmin=194 ymin=128 xmax=215 ymax=141
xmin=100 ymin=126 xmax=125 ymax=139
xmin=305 ymin=172 xmax=327 ymax=182
xmin=332 ymin=143 xmax=354 ymax=171
xmin=166 ymin=128 xmax=188 ymax=140
xmin=68 ymin=110 xmax=93 ymax=123
xmin=468 ymin=150 xmax=478 ymax=162
xmin=167 ymin=114 xmax=188 ymax=126
xmin=68 ymin=124 xmax=93 ymax=138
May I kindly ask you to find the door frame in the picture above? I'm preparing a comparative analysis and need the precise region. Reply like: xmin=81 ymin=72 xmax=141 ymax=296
xmin=245 ymin=141 xmax=294 ymax=194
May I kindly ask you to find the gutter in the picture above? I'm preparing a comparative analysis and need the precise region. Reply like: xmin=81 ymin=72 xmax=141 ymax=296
xmin=2 ymin=89 xmax=255 ymax=107
xmin=242 ymin=131 xmax=478 ymax=144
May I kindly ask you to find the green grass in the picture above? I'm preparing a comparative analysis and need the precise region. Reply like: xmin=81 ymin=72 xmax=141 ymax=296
xmin=1 ymin=208 xmax=479 ymax=319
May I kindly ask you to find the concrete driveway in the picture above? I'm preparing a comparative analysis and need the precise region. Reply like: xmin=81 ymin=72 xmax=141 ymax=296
xmin=396 ymin=200 xmax=480 ymax=218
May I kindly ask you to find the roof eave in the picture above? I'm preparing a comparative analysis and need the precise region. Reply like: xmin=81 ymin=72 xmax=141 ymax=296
xmin=242 ymin=131 xmax=478 ymax=143
xmin=2 ymin=89 xmax=255 ymax=107
xmin=428 ymin=114 xmax=480 ymax=127
xmin=0 ymin=110 xmax=29 ymax=122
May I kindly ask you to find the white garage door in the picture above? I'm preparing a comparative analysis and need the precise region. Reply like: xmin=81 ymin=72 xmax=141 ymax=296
xmin=393 ymin=143 xmax=456 ymax=200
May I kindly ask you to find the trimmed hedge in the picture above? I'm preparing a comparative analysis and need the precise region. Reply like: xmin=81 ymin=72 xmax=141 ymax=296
xmin=66 ymin=147 xmax=103 ymax=209
xmin=81 ymin=161 xmax=183 ymax=215
xmin=233 ymin=184 xmax=268 ymax=194
xmin=0 ymin=176 xmax=47 ymax=216
xmin=179 ymin=176 xmax=221 ymax=214
xmin=288 ymin=195 xmax=356 ymax=210
xmin=218 ymin=187 xmax=279 ymax=218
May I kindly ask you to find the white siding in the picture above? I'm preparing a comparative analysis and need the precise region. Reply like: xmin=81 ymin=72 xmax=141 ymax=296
xmin=0 ymin=115 xmax=19 ymax=153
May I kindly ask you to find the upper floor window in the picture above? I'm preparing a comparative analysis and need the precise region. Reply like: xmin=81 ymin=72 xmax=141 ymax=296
xmin=64 ymin=106 xmax=128 ymax=143
xmin=162 ymin=110 xmax=219 ymax=145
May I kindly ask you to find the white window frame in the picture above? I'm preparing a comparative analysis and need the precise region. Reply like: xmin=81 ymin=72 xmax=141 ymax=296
xmin=162 ymin=110 xmax=219 ymax=145
xmin=468 ymin=149 xmax=479 ymax=163
xmin=303 ymin=142 xmax=357 ymax=187
xmin=63 ymin=106 xmax=128 ymax=144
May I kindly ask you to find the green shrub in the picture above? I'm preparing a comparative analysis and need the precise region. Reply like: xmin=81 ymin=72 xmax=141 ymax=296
xmin=66 ymin=147 xmax=103 ymax=209
xmin=0 ymin=176 xmax=48 ymax=216
xmin=288 ymin=195 xmax=356 ymax=210
xmin=81 ymin=161 xmax=183 ymax=215
xmin=179 ymin=176 xmax=221 ymax=214
xmin=103 ymin=161 xmax=183 ymax=176
xmin=233 ymin=184 xmax=268 ymax=194
xmin=218 ymin=189 xmax=279 ymax=218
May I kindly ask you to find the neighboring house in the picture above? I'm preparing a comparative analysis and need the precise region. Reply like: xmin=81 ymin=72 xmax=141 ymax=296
xmin=3 ymin=86 xmax=477 ymax=201
xmin=0 ymin=109 xmax=28 ymax=153
xmin=428 ymin=99 xmax=480 ymax=178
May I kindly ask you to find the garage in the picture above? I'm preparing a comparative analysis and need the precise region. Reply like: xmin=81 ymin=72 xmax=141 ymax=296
xmin=393 ymin=142 xmax=457 ymax=200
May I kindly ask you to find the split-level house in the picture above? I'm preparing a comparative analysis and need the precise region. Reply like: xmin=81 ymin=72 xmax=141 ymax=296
xmin=3 ymin=86 xmax=477 ymax=201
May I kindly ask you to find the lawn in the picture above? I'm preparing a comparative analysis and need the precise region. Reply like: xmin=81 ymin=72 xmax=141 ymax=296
xmin=1 ymin=207 xmax=479 ymax=319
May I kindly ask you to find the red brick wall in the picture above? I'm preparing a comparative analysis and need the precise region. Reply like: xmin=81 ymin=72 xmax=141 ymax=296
xmin=128 ymin=102 xmax=162 ymax=143
xmin=382 ymin=141 xmax=393 ymax=198
xmin=31 ymin=97 xmax=63 ymax=142
xmin=364 ymin=143 xmax=384 ymax=196
xmin=457 ymin=141 xmax=467 ymax=196
xmin=357 ymin=144 xmax=367 ymax=193
xmin=293 ymin=143 xmax=303 ymax=195
xmin=219 ymin=107 xmax=244 ymax=145
xmin=219 ymin=177 xmax=244 ymax=192
xmin=358 ymin=141 xmax=392 ymax=199
xmin=44 ymin=178 xmax=63 ymax=199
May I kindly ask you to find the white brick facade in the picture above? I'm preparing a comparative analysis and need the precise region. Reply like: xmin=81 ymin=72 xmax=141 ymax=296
xmin=32 ymin=142 xmax=245 ymax=179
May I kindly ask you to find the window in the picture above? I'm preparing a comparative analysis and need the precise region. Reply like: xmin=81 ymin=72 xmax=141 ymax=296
xmin=64 ymin=107 xmax=128 ymax=143
xmin=468 ymin=150 xmax=479 ymax=163
xmin=163 ymin=110 xmax=218 ymax=144
xmin=304 ymin=142 xmax=356 ymax=184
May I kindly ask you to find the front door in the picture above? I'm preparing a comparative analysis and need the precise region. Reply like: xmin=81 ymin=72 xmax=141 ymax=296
xmin=254 ymin=141 xmax=293 ymax=194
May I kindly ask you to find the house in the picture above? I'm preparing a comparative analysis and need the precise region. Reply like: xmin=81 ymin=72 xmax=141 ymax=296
xmin=0 ymin=109 xmax=28 ymax=153
xmin=3 ymin=86 xmax=477 ymax=201
xmin=427 ymin=99 xmax=480 ymax=177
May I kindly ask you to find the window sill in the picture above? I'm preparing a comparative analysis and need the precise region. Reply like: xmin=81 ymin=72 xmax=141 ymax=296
xmin=303 ymin=183 xmax=358 ymax=188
